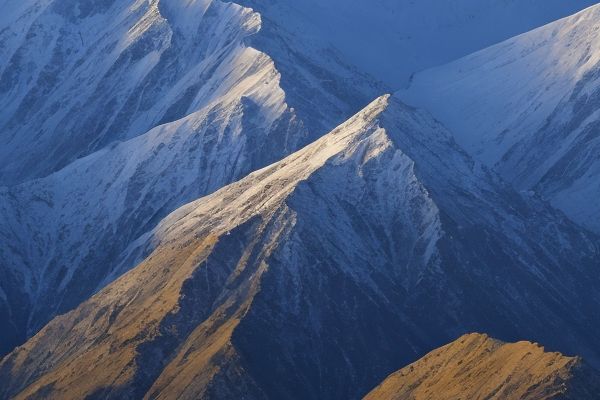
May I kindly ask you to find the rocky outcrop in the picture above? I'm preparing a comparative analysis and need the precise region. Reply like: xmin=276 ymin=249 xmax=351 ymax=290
xmin=364 ymin=333 xmax=600 ymax=400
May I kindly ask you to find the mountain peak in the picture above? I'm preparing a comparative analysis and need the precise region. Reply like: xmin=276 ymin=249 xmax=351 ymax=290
xmin=0 ymin=95 xmax=444 ymax=399
xmin=365 ymin=333 xmax=600 ymax=400
xmin=150 ymin=93 xmax=400 ymax=245
xmin=4 ymin=93 xmax=600 ymax=399
xmin=398 ymin=1 xmax=600 ymax=233
xmin=3 ymin=2 xmax=600 ymax=399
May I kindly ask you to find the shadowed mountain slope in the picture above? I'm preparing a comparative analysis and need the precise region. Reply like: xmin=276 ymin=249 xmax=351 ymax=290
xmin=0 ymin=0 xmax=381 ymax=357
xmin=2 ymin=96 xmax=600 ymax=399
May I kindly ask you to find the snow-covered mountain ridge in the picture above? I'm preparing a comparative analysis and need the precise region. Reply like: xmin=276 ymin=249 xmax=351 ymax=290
xmin=0 ymin=0 xmax=381 ymax=357
xmin=2 ymin=1 xmax=600 ymax=399
xmin=400 ymin=3 xmax=600 ymax=233
xmin=239 ymin=0 xmax=597 ymax=87
xmin=0 ymin=0 xmax=378 ymax=185
xmin=2 ymin=95 xmax=600 ymax=399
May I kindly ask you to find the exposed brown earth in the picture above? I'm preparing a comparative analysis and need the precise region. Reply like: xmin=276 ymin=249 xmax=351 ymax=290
xmin=364 ymin=333 xmax=600 ymax=400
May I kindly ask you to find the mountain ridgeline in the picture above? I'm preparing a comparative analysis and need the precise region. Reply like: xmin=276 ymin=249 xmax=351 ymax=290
xmin=2 ymin=96 xmax=600 ymax=399
xmin=1 ymin=1 xmax=600 ymax=399
xmin=365 ymin=333 xmax=600 ymax=400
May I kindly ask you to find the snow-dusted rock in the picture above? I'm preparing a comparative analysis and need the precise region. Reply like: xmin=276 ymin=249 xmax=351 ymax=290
xmin=240 ymin=0 xmax=596 ymax=88
xmin=2 ymin=1 xmax=600 ymax=398
xmin=0 ymin=0 xmax=379 ymax=185
xmin=0 ymin=0 xmax=382 ymax=356
xmin=2 ymin=96 xmax=599 ymax=399
xmin=400 ymin=3 xmax=600 ymax=233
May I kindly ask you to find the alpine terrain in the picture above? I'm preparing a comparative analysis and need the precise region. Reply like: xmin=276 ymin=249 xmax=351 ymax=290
xmin=365 ymin=333 xmax=600 ymax=400
xmin=401 ymin=3 xmax=600 ymax=233
xmin=0 ymin=0 xmax=382 ymax=356
xmin=2 ymin=96 xmax=600 ymax=399
xmin=1 ymin=0 xmax=600 ymax=399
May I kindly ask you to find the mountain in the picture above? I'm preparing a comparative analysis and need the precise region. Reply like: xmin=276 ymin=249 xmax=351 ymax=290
xmin=0 ymin=0 xmax=381 ymax=357
xmin=2 ymin=95 xmax=600 ymax=400
xmin=364 ymin=333 xmax=600 ymax=400
xmin=239 ymin=0 xmax=597 ymax=87
xmin=2 ymin=0 xmax=596 ymax=360
xmin=0 ymin=0 xmax=379 ymax=185
xmin=3 ymin=1 xmax=600 ymax=399
xmin=1 ymin=0 xmax=594 ymax=185
xmin=400 ymin=3 xmax=600 ymax=233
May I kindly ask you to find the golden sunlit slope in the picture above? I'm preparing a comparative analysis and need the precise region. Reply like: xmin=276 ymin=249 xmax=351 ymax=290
xmin=364 ymin=333 xmax=600 ymax=400
xmin=3 ymin=94 xmax=600 ymax=400
xmin=0 ymin=96 xmax=395 ymax=400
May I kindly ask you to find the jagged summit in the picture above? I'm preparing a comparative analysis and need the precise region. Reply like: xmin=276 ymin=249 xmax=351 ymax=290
xmin=0 ymin=0 xmax=380 ymax=357
xmin=0 ymin=94 xmax=440 ymax=399
xmin=0 ymin=0 xmax=263 ymax=183
xmin=364 ymin=333 xmax=600 ymax=400
xmin=0 ymin=0 xmax=378 ymax=185
xmin=2 ymin=2 xmax=600 ymax=399
xmin=2 ymin=95 xmax=600 ymax=400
